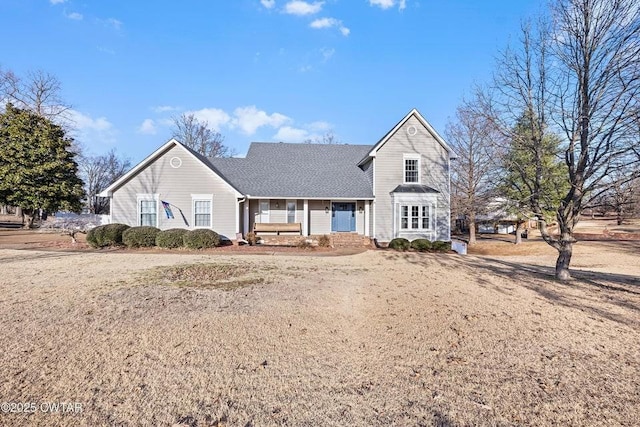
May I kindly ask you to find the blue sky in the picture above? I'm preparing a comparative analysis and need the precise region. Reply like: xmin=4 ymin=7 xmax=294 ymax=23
xmin=1 ymin=0 xmax=542 ymax=163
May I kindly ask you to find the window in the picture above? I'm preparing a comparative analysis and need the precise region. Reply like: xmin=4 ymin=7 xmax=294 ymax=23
xmin=287 ymin=201 xmax=296 ymax=224
xmin=194 ymin=200 xmax=211 ymax=227
xmin=140 ymin=199 xmax=157 ymax=226
xmin=192 ymin=194 xmax=213 ymax=228
xmin=401 ymin=206 xmax=408 ymax=229
xmin=404 ymin=156 xmax=420 ymax=183
xmin=422 ymin=205 xmax=430 ymax=229
xmin=400 ymin=204 xmax=431 ymax=230
xmin=259 ymin=200 xmax=269 ymax=223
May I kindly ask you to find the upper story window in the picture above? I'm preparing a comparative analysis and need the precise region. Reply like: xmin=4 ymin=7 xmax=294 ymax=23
xmin=404 ymin=155 xmax=420 ymax=184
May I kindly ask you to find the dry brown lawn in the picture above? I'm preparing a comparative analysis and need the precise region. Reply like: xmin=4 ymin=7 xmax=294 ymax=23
xmin=0 ymin=231 xmax=639 ymax=426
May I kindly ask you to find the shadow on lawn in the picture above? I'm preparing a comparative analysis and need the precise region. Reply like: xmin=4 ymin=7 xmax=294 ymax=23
xmin=383 ymin=251 xmax=640 ymax=328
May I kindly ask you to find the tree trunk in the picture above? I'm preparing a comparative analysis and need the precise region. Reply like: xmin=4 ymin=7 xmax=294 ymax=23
xmin=616 ymin=208 xmax=623 ymax=225
xmin=468 ymin=213 xmax=477 ymax=246
xmin=514 ymin=221 xmax=525 ymax=245
xmin=22 ymin=210 xmax=34 ymax=229
xmin=555 ymin=240 xmax=573 ymax=281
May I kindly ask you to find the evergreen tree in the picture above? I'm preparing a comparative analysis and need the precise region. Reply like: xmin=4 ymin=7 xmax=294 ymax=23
xmin=0 ymin=104 xmax=84 ymax=227
xmin=499 ymin=111 xmax=568 ymax=243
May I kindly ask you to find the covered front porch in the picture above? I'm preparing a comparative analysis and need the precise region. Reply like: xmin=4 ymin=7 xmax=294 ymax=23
xmin=240 ymin=198 xmax=373 ymax=237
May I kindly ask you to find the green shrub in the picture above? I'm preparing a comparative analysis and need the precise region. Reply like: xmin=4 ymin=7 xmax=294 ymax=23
xmin=388 ymin=238 xmax=411 ymax=251
xmin=318 ymin=234 xmax=331 ymax=247
xmin=431 ymin=241 xmax=452 ymax=252
xmin=411 ymin=238 xmax=432 ymax=252
xmin=183 ymin=229 xmax=220 ymax=249
xmin=86 ymin=223 xmax=130 ymax=248
xmin=86 ymin=227 xmax=99 ymax=248
xmin=155 ymin=228 xmax=188 ymax=248
xmin=123 ymin=226 xmax=160 ymax=248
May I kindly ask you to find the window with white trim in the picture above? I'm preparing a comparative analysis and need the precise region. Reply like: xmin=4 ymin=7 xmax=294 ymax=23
xmin=192 ymin=194 xmax=213 ymax=228
xmin=404 ymin=155 xmax=420 ymax=183
xmin=139 ymin=199 xmax=157 ymax=226
xmin=400 ymin=204 xmax=432 ymax=230
xmin=194 ymin=200 xmax=211 ymax=227
xmin=286 ymin=201 xmax=296 ymax=224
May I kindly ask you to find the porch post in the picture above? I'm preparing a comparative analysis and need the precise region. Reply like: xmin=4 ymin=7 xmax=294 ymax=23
xmin=364 ymin=201 xmax=370 ymax=237
xmin=303 ymin=199 xmax=309 ymax=236
xmin=243 ymin=200 xmax=250 ymax=235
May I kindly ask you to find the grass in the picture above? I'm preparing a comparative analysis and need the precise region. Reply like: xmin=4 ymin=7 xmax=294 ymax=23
xmin=146 ymin=263 xmax=267 ymax=290
xmin=0 ymin=245 xmax=638 ymax=426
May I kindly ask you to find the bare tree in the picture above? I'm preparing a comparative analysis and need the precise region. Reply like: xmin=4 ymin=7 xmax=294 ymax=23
xmin=304 ymin=131 xmax=342 ymax=144
xmin=171 ymin=113 xmax=233 ymax=157
xmin=546 ymin=0 xmax=640 ymax=280
xmin=476 ymin=1 xmax=640 ymax=280
xmin=587 ymin=170 xmax=640 ymax=225
xmin=0 ymin=68 xmax=70 ymax=119
xmin=446 ymin=104 xmax=496 ymax=245
xmin=78 ymin=150 xmax=131 ymax=214
xmin=473 ymin=20 xmax=562 ymax=244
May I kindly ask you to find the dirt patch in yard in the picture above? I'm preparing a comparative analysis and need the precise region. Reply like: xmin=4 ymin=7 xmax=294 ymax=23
xmin=1 ymin=241 xmax=639 ymax=426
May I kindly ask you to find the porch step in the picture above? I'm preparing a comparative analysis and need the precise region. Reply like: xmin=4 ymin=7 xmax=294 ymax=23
xmin=330 ymin=233 xmax=373 ymax=248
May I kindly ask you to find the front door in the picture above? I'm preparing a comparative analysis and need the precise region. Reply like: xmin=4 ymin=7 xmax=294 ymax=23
xmin=331 ymin=203 xmax=356 ymax=232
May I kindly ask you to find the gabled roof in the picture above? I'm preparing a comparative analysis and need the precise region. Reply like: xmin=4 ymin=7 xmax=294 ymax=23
xmin=209 ymin=142 xmax=374 ymax=199
xmin=358 ymin=108 xmax=456 ymax=166
xmin=98 ymin=139 xmax=242 ymax=197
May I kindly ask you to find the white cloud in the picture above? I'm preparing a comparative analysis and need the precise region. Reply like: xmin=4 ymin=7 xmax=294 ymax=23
xmin=137 ymin=119 xmax=157 ymax=135
xmin=65 ymin=12 xmax=83 ymax=20
xmin=310 ymin=17 xmax=350 ymax=36
xmin=152 ymin=105 xmax=180 ymax=113
xmin=284 ymin=1 xmax=324 ymax=16
xmin=50 ymin=0 xmax=66 ymax=4
xmin=308 ymin=121 xmax=332 ymax=132
xmin=320 ymin=47 xmax=335 ymax=62
xmin=261 ymin=0 xmax=276 ymax=9
xmin=369 ymin=0 xmax=405 ymax=10
xmin=103 ymin=18 xmax=123 ymax=30
xmin=187 ymin=108 xmax=232 ymax=130
xmin=64 ymin=109 xmax=117 ymax=146
xmin=310 ymin=17 xmax=336 ymax=28
xmin=273 ymin=126 xmax=310 ymax=142
xmin=232 ymin=106 xmax=290 ymax=135
xmin=97 ymin=46 xmax=115 ymax=55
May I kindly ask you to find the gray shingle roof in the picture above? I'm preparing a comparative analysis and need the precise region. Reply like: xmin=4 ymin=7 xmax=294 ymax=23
xmin=208 ymin=142 xmax=374 ymax=198
xmin=391 ymin=184 xmax=440 ymax=194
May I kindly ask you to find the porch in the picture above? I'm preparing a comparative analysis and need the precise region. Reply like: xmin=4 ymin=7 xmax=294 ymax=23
xmin=241 ymin=198 xmax=372 ymax=237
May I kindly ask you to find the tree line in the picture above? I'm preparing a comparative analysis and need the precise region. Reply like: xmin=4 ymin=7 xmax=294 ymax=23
xmin=447 ymin=0 xmax=640 ymax=280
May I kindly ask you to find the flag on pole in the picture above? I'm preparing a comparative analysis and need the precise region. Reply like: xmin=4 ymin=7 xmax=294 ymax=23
xmin=161 ymin=200 xmax=174 ymax=219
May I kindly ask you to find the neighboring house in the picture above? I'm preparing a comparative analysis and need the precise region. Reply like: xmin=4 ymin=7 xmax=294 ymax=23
xmin=99 ymin=109 xmax=455 ymax=243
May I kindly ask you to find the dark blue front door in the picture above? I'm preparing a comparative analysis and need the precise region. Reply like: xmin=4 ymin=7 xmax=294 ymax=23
xmin=331 ymin=203 xmax=356 ymax=232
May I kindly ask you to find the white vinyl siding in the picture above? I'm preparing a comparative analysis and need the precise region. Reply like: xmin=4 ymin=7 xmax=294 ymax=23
xmin=110 ymin=144 xmax=238 ymax=238
xmin=374 ymin=115 xmax=451 ymax=242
